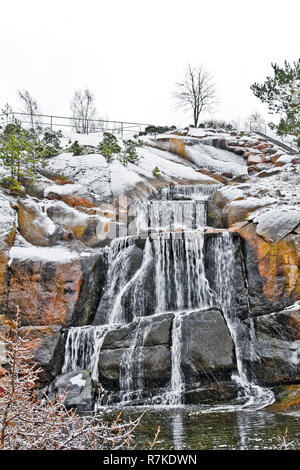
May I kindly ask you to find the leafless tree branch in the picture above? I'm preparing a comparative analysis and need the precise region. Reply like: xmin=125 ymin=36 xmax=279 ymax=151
xmin=70 ymin=89 xmax=98 ymax=134
xmin=173 ymin=64 xmax=217 ymax=127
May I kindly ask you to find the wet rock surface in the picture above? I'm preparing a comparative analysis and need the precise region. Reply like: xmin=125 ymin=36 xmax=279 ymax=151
xmin=249 ymin=305 xmax=300 ymax=385
xmin=19 ymin=325 xmax=63 ymax=383
xmin=47 ymin=369 xmax=96 ymax=411
xmin=181 ymin=309 xmax=237 ymax=383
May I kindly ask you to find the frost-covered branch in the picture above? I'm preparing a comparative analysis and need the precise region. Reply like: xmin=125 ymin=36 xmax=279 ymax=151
xmin=0 ymin=308 xmax=146 ymax=450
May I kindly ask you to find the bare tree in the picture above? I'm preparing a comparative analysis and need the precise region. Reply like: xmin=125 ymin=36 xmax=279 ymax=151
xmin=0 ymin=104 xmax=14 ymax=126
xmin=18 ymin=90 xmax=40 ymax=129
xmin=70 ymin=89 xmax=98 ymax=134
xmin=174 ymin=64 xmax=217 ymax=127
xmin=246 ymin=111 xmax=266 ymax=132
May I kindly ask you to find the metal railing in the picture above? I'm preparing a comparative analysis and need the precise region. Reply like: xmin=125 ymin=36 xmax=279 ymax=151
xmin=250 ymin=122 xmax=298 ymax=153
xmin=0 ymin=111 xmax=152 ymax=138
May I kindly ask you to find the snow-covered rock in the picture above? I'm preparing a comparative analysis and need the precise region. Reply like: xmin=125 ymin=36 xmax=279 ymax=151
xmin=251 ymin=206 xmax=300 ymax=243
xmin=47 ymin=369 xmax=96 ymax=411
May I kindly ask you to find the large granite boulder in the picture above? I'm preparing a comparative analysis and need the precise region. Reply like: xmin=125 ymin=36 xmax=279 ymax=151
xmin=19 ymin=325 xmax=63 ymax=384
xmin=7 ymin=251 xmax=83 ymax=326
xmin=250 ymin=206 xmax=300 ymax=243
xmin=97 ymin=309 xmax=237 ymax=404
xmin=237 ymin=223 xmax=300 ymax=316
xmin=47 ymin=369 xmax=96 ymax=411
xmin=46 ymin=200 xmax=117 ymax=247
xmin=249 ymin=305 xmax=300 ymax=385
xmin=181 ymin=309 xmax=237 ymax=384
xmin=16 ymin=198 xmax=64 ymax=246
xmin=98 ymin=314 xmax=173 ymax=389
xmin=7 ymin=248 xmax=108 ymax=327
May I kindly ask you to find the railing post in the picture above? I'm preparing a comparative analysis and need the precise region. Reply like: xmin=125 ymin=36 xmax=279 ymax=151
xmin=121 ymin=122 xmax=123 ymax=138
xmin=50 ymin=116 xmax=53 ymax=130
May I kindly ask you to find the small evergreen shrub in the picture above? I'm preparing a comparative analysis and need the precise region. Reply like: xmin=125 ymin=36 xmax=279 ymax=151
xmin=42 ymin=128 xmax=63 ymax=146
xmin=141 ymin=125 xmax=176 ymax=136
xmin=0 ymin=121 xmax=45 ymax=189
xmin=67 ymin=140 xmax=85 ymax=156
xmin=203 ymin=120 xmax=234 ymax=131
xmin=98 ymin=132 xmax=121 ymax=162
xmin=0 ymin=176 xmax=22 ymax=192
xmin=152 ymin=166 xmax=161 ymax=177
xmin=119 ymin=139 xmax=142 ymax=166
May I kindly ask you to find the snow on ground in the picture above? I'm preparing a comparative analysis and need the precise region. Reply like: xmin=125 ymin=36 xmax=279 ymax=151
xmin=0 ymin=190 xmax=16 ymax=241
xmin=188 ymin=128 xmax=207 ymax=138
xmin=133 ymin=146 xmax=216 ymax=183
xmin=145 ymin=132 xmax=249 ymax=177
xmin=44 ymin=152 xmax=111 ymax=200
xmin=9 ymin=244 xmax=79 ymax=264
xmin=44 ymin=146 xmax=217 ymax=201
xmin=44 ymin=183 xmax=86 ymax=197
xmin=241 ymin=164 xmax=300 ymax=205
xmin=186 ymin=143 xmax=247 ymax=176
xmin=60 ymin=131 xmax=104 ymax=148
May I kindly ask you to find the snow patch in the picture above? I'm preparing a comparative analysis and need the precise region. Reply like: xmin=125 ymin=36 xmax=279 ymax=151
xmin=44 ymin=183 xmax=85 ymax=197
xmin=9 ymin=245 xmax=79 ymax=264
xmin=70 ymin=373 xmax=86 ymax=388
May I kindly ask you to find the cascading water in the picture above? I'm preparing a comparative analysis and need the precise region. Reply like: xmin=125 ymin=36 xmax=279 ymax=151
xmin=209 ymin=232 xmax=274 ymax=410
xmin=133 ymin=200 xmax=207 ymax=235
xmin=160 ymin=183 xmax=221 ymax=201
xmin=166 ymin=312 xmax=184 ymax=405
xmin=62 ymin=182 xmax=273 ymax=410
xmin=63 ymin=325 xmax=109 ymax=381
xmin=153 ymin=231 xmax=213 ymax=313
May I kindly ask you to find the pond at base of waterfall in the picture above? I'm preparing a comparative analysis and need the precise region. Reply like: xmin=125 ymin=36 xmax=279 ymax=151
xmin=96 ymin=406 xmax=300 ymax=450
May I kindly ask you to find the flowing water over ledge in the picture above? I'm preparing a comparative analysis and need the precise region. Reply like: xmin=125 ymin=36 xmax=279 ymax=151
xmin=61 ymin=183 xmax=300 ymax=416
xmin=97 ymin=406 xmax=300 ymax=450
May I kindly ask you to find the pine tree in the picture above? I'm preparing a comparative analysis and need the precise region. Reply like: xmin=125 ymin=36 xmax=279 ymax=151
xmin=250 ymin=60 xmax=300 ymax=141
xmin=0 ymin=122 xmax=44 ymax=190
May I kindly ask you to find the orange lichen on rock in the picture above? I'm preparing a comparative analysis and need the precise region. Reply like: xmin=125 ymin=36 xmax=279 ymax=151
xmin=60 ymin=195 xmax=97 ymax=209
xmin=238 ymin=223 xmax=300 ymax=303
xmin=169 ymin=138 xmax=189 ymax=162
xmin=7 ymin=259 xmax=83 ymax=326
xmin=267 ymin=384 xmax=300 ymax=412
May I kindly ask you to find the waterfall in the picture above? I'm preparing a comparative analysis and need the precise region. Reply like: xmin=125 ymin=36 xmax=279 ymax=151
xmin=160 ymin=183 xmax=221 ymax=201
xmin=168 ymin=312 xmax=184 ymax=405
xmin=61 ymin=181 xmax=274 ymax=410
xmin=153 ymin=231 xmax=213 ymax=313
xmin=119 ymin=326 xmax=140 ymax=404
xmin=133 ymin=200 xmax=207 ymax=236
xmin=108 ymin=237 xmax=153 ymax=324
xmin=62 ymin=325 xmax=109 ymax=380
xmin=63 ymin=238 xmax=153 ymax=385
xmin=99 ymin=236 xmax=135 ymax=325
xmin=210 ymin=232 xmax=274 ymax=410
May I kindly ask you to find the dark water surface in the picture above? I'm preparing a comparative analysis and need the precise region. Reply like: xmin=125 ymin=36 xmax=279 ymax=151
xmin=98 ymin=406 xmax=300 ymax=450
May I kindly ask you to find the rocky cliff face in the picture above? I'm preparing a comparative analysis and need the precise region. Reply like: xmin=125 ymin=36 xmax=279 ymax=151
xmin=0 ymin=128 xmax=299 ymax=405
xmin=0 ymin=139 xmax=217 ymax=385
xmin=208 ymin=166 xmax=300 ymax=317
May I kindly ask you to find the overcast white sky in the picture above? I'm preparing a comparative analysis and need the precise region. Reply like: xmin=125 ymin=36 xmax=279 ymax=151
xmin=0 ymin=0 xmax=299 ymax=127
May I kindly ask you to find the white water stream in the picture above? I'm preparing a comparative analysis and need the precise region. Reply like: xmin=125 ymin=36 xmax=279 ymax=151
xmin=62 ymin=183 xmax=274 ymax=410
